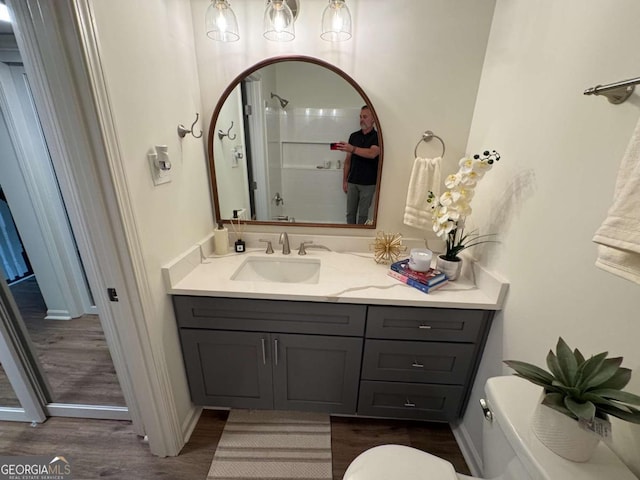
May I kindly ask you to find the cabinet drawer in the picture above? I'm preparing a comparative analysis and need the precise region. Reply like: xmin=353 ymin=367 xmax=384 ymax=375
xmin=358 ymin=381 xmax=463 ymax=421
xmin=366 ymin=306 xmax=488 ymax=342
xmin=174 ymin=296 xmax=366 ymax=336
xmin=361 ymin=340 xmax=474 ymax=384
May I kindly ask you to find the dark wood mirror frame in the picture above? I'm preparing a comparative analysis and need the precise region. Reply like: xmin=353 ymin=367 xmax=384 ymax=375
xmin=207 ymin=55 xmax=383 ymax=228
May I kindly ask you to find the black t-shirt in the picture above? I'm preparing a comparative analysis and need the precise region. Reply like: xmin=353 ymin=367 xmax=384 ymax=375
xmin=347 ymin=129 xmax=379 ymax=186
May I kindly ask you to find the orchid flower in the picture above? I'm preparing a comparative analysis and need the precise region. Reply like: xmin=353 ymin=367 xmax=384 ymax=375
xmin=429 ymin=150 xmax=501 ymax=260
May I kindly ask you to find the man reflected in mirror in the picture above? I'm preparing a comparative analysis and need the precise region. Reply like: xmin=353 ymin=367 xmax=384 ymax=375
xmin=336 ymin=105 xmax=380 ymax=224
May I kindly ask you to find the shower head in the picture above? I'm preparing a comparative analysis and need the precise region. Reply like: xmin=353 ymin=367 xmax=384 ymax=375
xmin=270 ymin=93 xmax=289 ymax=109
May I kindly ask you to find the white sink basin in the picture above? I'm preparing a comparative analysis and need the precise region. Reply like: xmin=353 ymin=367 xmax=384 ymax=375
xmin=231 ymin=256 xmax=321 ymax=284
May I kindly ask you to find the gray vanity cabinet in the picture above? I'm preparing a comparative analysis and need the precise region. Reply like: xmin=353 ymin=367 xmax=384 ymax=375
xmin=357 ymin=306 xmax=493 ymax=422
xmin=174 ymin=296 xmax=365 ymax=414
xmin=174 ymin=296 xmax=493 ymax=422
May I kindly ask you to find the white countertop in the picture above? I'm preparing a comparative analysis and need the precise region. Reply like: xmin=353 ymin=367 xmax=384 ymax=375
xmin=163 ymin=236 xmax=509 ymax=310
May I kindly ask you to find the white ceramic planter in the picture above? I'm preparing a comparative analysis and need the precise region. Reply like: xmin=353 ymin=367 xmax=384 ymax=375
xmin=435 ymin=255 xmax=462 ymax=280
xmin=531 ymin=402 xmax=600 ymax=462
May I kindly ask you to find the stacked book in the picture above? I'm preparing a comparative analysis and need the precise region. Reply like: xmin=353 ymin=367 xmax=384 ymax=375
xmin=388 ymin=259 xmax=448 ymax=293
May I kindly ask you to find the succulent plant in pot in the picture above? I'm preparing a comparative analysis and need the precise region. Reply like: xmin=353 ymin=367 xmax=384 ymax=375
xmin=504 ymin=337 xmax=640 ymax=461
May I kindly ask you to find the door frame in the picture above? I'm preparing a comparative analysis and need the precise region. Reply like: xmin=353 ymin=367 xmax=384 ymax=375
xmin=0 ymin=61 xmax=95 ymax=320
xmin=6 ymin=0 xmax=184 ymax=456
xmin=0 ymin=277 xmax=47 ymax=423
xmin=244 ymin=78 xmax=271 ymax=220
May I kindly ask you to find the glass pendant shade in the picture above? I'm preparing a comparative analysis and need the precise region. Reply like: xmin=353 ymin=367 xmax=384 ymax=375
xmin=0 ymin=4 xmax=11 ymax=23
xmin=206 ymin=0 xmax=240 ymax=42
xmin=321 ymin=0 xmax=352 ymax=41
xmin=264 ymin=0 xmax=295 ymax=42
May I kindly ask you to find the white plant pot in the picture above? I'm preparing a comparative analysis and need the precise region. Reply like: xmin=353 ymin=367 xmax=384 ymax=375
xmin=531 ymin=402 xmax=600 ymax=462
xmin=435 ymin=255 xmax=462 ymax=281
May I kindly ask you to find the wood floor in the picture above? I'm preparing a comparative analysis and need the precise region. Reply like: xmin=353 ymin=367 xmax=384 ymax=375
xmin=0 ymin=277 xmax=125 ymax=406
xmin=0 ymin=409 xmax=471 ymax=479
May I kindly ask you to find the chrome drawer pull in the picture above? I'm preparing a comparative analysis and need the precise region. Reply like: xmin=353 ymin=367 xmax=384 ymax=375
xmin=418 ymin=324 xmax=432 ymax=329
xmin=274 ymin=338 xmax=279 ymax=366
xmin=404 ymin=398 xmax=416 ymax=408
xmin=412 ymin=360 xmax=424 ymax=368
xmin=261 ymin=338 xmax=266 ymax=365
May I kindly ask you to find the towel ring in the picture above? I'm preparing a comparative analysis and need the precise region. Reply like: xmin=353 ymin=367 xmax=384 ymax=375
xmin=414 ymin=130 xmax=446 ymax=158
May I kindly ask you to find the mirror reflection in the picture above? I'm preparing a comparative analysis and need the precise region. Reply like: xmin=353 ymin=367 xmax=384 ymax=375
xmin=209 ymin=57 xmax=383 ymax=227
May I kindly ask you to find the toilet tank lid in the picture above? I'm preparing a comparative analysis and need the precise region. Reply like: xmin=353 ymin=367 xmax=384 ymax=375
xmin=485 ymin=376 xmax=635 ymax=480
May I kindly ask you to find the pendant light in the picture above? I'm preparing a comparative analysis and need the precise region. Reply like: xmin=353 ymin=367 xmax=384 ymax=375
xmin=0 ymin=3 xmax=11 ymax=23
xmin=321 ymin=0 xmax=352 ymax=42
xmin=264 ymin=0 xmax=295 ymax=42
xmin=205 ymin=0 xmax=240 ymax=42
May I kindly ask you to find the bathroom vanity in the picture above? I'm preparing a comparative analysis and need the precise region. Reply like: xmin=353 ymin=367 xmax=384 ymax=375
xmin=165 ymin=240 xmax=507 ymax=423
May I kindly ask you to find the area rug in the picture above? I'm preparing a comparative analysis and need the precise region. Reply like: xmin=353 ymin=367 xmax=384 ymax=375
xmin=207 ymin=409 xmax=332 ymax=480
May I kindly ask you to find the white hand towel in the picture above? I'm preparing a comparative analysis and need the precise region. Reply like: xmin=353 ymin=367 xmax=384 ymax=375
xmin=593 ymin=115 xmax=640 ymax=284
xmin=403 ymin=157 xmax=442 ymax=229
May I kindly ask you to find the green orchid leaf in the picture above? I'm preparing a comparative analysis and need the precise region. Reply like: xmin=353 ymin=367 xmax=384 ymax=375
xmin=583 ymin=357 xmax=623 ymax=389
xmin=556 ymin=337 xmax=578 ymax=385
xmin=596 ymin=368 xmax=632 ymax=391
xmin=565 ymin=397 xmax=596 ymax=422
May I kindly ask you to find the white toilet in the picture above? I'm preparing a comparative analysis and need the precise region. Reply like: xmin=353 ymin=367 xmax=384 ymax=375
xmin=343 ymin=376 xmax=636 ymax=480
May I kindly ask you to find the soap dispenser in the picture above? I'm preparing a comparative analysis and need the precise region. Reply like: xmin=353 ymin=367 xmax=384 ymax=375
xmin=214 ymin=221 xmax=229 ymax=255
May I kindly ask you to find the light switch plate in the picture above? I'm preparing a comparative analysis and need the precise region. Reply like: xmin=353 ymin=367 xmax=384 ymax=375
xmin=148 ymin=152 xmax=171 ymax=185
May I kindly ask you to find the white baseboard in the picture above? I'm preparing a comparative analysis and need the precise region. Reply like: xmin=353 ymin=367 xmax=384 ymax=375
xmin=452 ymin=423 xmax=483 ymax=477
xmin=181 ymin=405 xmax=203 ymax=445
xmin=45 ymin=309 xmax=72 ymax=320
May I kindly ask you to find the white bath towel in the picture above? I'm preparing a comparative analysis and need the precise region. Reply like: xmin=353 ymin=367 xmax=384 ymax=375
xmin=593 ymin=116 xmax=640 ymax=284
xmin=403 ymin=157 xmax=442 ymax=229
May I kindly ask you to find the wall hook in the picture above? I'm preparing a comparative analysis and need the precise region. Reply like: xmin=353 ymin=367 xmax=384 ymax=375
xmin=218 ymin=121 xmax=237 ymax=141
xmin=177 ymin=113 xmax=203 ymax=139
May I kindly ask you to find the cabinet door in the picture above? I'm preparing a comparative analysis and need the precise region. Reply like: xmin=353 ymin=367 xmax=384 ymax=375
xmin=180 ymin=329 xmax=273 ymax=408
xmin=272 ymin=334 xmax=362 ymax=414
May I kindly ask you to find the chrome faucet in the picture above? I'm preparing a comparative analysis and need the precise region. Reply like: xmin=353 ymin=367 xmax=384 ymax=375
xmin=279 ymin=232 xmax=290 ymax=255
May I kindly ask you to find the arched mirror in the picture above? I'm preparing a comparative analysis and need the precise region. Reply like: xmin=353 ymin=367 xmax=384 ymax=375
xmin=208 ymin=56 xmax=383 ymax=227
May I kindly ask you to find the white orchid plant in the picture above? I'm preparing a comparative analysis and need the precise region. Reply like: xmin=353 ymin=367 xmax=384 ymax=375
xmin=427 ymin=150 xmax=500 ymax=261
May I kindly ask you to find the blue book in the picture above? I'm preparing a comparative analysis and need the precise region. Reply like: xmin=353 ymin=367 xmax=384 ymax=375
xmin=387 ymin=270 xmax=448 ymax=293
xmin=390 ymin=259 xmax=447 ymax=285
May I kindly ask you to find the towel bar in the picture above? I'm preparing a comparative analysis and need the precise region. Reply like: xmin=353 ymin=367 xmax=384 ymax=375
xmin=584 ymin=76 xmax=640 ymax=104
xmin=414 ymin=130 xmax=445 ymax=158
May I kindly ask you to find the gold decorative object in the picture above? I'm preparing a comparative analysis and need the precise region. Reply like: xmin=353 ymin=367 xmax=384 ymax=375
xmin=370 ymin=231 xmax=406 ymax=264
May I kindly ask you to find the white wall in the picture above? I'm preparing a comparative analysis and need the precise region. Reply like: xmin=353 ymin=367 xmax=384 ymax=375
xmin=463 ymin=1 xmax=640 ymax=475
xmin=191 ymin=0 xmax=496 ymax=237
xmin=87 ymin=0 xmax=214 ymax=427
xmin=86 ymin=0 xmax=494 ymax=448
xmin=83 ymin=2 xmax=640 ymax=470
